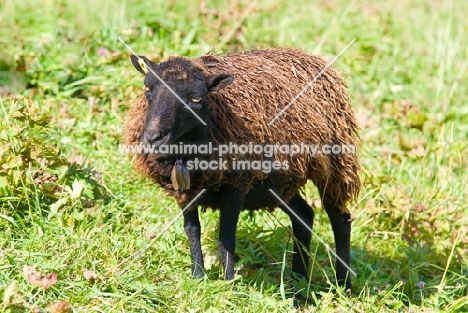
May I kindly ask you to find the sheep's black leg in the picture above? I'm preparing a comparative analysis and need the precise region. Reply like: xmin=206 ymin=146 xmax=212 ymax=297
xmin=280 ymin=194 xmax=314 ymax=278
xmin=322 ymin=199 xmax=352 ymax=291
xmin=218 ymin=188 xmax=243 ymax=280
xmin=183 ymin=207 xmax=205 ymax=278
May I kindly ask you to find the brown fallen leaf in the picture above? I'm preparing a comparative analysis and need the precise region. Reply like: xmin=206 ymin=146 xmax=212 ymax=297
xmin=146 ymin=231 xmax=156 ymax=240
xmin=82 ymin=268 xmax=98 ymax=282
xmin=409 ymin=143 xmax=426 ymax=157
xmin=30 ymin=306 xmax=41 ymax=313
xmin=88 ymin=96 xmax=99 ymax=113
xmin=23 ymin=265 xmax=58 ymax=290
xmin=49 ymin=300 xmax=71 ymax=313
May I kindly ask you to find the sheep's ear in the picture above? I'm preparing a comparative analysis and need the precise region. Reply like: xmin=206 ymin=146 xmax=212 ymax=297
xmin=130 ymin=55 xmax=152 ymax=75
xmin=206 ymin=73 xmax=234 ymax=92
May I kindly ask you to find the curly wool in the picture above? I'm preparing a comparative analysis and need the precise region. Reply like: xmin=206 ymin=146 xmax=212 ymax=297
xmin=124 ymin=48 xmax=360 ymax=209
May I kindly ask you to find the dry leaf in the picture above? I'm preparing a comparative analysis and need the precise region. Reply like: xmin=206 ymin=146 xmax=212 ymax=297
xmin=111 ymin=97 xmax=120 ymax=112
xmin=146 ymin=231 xmax=156 ymax=240
xmin=23 ymin=265 xmax=58 ymax=290
xmin=82 ymin=268 xmax=98 ymax=281
xmin=49 ymin=300 xmax=71 ymax=313
xmin=30 ymin=306 xmax=41 ymax=313
xmin=88 ymin=96 xmax=99 ymax=113
xmin=409 ymin=143 xmax=426 ymax=157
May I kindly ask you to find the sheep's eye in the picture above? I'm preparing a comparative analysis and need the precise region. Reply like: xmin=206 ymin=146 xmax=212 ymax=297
xmin=145 ymin=86 xmax=150 ymax=91
xmin=191 ymin=97 xmax=202 ymax=103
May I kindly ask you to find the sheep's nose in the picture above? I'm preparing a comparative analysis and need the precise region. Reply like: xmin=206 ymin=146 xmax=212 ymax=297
xmin=141 ymin=130 xmax=166 ymax=145
xmin=141 ymin=132 xmax=156 ymax=145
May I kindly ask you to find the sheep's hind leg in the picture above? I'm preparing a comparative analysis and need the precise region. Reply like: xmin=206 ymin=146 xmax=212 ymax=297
xmin=218 ymin=188 xmax=243 ymax=280
xmin=322 ymin=198 xmax=352 ymax=291
xmin=183 ymin=207 xmax=205 ymax=278
xmin=280 ymin=194 xmax=314 ymax=279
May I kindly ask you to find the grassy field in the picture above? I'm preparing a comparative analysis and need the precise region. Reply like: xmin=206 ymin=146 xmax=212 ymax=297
xmin=1 ymin=0 xmax=467 ymax=312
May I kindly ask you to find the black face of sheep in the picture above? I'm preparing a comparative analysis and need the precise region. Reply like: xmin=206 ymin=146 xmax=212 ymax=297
xmin=130 ymin=55 xmax=233 ymax=148
xmin=127 ymin=49 xmax=360 ymax=292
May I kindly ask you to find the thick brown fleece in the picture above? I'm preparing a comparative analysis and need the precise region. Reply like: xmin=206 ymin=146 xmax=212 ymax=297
xmin=124 ymin=48 xmax=360 ymax=210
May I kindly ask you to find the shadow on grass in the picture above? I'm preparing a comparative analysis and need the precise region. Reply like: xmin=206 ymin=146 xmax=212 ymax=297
xmin=197 ymin=214 xmax=468 ymax=310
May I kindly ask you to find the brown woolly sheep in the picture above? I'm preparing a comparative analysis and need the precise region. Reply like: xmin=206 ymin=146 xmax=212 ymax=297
xmin=124 ymin=48 xmax=360 ymax=290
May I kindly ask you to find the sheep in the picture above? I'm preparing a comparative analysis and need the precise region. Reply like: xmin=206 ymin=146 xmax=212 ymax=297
xmin=124 ymin=48 xmax=360 ymax=290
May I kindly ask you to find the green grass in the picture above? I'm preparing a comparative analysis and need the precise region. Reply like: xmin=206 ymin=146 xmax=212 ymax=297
xmin=1 ymin=0 xmax=467 ymax=312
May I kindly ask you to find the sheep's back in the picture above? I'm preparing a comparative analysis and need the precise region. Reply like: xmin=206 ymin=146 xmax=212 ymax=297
xmin=199 ymin=48 xmax=360 ymax=203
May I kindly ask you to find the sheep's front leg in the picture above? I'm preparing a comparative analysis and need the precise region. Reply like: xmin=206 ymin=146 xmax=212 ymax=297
xmin=183 ymin=207 xmax=205 ymax=278
xmin=218 ymin=188 xmax=243 ymax=280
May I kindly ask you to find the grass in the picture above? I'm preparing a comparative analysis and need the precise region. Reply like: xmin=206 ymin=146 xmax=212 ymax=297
xmin=1 ymin=0 xmax=467 ymax=311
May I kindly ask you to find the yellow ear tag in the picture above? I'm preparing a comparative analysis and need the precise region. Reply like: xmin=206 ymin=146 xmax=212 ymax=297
xmin=138 ymin=58 xmax=149 ymax=74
